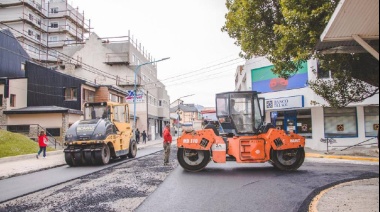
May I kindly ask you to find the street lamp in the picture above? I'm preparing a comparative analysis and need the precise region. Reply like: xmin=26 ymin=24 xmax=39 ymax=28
xmin=174 ymin=94 xmax=194 ymax=137
xmin=133 ymin=57 xmax=170 ymax=131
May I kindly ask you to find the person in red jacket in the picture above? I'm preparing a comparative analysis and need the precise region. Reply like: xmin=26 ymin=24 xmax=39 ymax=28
xmin=36 ymin=130 xmax=48 ymax=159
xmin=163 ymin=124 xmax=173 ymax=165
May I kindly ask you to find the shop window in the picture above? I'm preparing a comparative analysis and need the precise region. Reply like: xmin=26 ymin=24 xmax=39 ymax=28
xmin=271 ymin=109 xmax=312 ymax=138
xmin=324 ymin=108 xmax=357 ymax=138
xmin=364 ymin=106 xmax=379 ymax=137
xmin=10 ymin=94 xmax=16 ymax=107
xmin=65 ymin=88 xmax=77 ymax=101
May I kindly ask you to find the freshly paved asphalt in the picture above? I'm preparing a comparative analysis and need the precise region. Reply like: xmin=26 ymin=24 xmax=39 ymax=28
xmin=0 ymin=140 xmax=165 ymax=203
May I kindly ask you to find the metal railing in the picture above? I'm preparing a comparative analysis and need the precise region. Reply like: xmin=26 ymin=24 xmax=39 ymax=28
xmin=321 ymin=137 xmax=378 ymax=153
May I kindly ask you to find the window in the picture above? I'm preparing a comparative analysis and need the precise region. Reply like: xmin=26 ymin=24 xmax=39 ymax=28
xmin=324 ymin=107 xmax=357 ymax=138
xmin=83 ymin=89 xmax=95 ymax=103
xmin=364 ymin=106 xmax=379 ymax=137
xmin=37 ymin=19 xmax=41 ymax=25
xmin=51 ymin=7 xmax=59 ymax=13
xmin=46 ymin=128 xmax=61 ymax=137
xmin=10 ymin=94 xmax=16 ymax=107
xmin=28 ymin=30 xmax=34 ymax=36
xmin=36 ymin=34 xmax=41 ymax=41
xmin=317 ymin=61 xmax=331 ymax=79
xmin=49 ymin=36 xmax=58 ymax=42
xmin=7 ymin=125 xmax=30 ymax=134
xmin=50 ymin=22 xmax=58 ymax=29
xmin=65 ymin=88 xmax=77 ymax=101
xmin=113 ymin=105 xmax=128 ymax=123
xmin=0 ymin=94 xmax=3 ymax=107
xmin=29 ymin=14 xmax=34 ymax=21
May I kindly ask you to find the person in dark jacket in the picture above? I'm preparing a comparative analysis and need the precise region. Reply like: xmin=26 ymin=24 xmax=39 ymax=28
xmin=142 ymin=130 xmax=147 ymax=144
xmin=135 ymin=128 xmax=140 ymax=144
xmin=163 ymin=124 xmax=173 ymax=165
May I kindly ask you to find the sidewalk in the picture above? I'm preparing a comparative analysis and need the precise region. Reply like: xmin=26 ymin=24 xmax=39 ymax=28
xmin=305 ymin=146 xmax=379 ymax=162
xmin=0 ymin=138 xmax=164 ymax=180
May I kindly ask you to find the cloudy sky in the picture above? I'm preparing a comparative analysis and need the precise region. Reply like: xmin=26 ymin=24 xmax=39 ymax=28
xmin=72 ymin=0 xmax=244 ymax=107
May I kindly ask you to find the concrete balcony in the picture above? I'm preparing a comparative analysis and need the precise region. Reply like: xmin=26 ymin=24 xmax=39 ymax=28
xmin=104 ymin=53 xmax=130 ymax=66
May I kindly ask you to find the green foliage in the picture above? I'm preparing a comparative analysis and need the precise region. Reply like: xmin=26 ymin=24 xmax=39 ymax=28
xmin=223 ymin=0 xmax=379 ymax=107
xmin=308 ymin=54 xmax=379 ymax=107
xmin=0 ymin=130 xmax=54 ymax=158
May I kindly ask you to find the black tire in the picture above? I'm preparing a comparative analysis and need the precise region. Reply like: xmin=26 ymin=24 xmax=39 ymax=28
xmin=94 ymin=144 xmax=111 ymax=165
xmin=271 ymin=148 xmax=305 ymax=171
xmin=204 ymin=124 xmax=219 ymax=136
xmin=73 ymin=152 xmax=86 ymax=166
xmin=177 ymin=148 xmax=211 ymax=172
xmin=64 ymin=152 xmax=75 ymax=167
xmin=84 ymin=151 xmax=95 ymax=165
xmin=128 ymin=140 xmax=137 ymax=158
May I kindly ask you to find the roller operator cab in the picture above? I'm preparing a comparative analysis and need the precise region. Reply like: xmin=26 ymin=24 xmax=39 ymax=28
xmin=177 ymin=91 xmax=306 ymax=172
xmin=64 ymin=102 xmax=137 ymax=166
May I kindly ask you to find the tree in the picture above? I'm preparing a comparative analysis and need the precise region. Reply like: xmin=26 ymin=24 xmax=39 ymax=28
xmin=223 ymin=0 xmax=379 ymax=108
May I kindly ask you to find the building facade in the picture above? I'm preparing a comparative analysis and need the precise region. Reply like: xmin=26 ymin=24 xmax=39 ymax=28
xmin=0 ymin=29 xmax=130 ymax=143
xmin=235 ymin=57 xmax=379 ymax=150
xmin=0 ymin=0 xmax=90 ymax=63
xmin=170 ymin=103 xmax=203 ymax=131
xmin=58 ymin=33 xmax=170 ymax=139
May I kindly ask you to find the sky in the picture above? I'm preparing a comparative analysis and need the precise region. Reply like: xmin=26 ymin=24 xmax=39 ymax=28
xmin=71 ymin=0 xmax=244 ymax=107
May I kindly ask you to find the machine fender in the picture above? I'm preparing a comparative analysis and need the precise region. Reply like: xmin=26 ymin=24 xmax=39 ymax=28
xmin=261 ymin=129 xmax=305 ymax=150
xmin=177 ymin=129 xmax=217 ymax=150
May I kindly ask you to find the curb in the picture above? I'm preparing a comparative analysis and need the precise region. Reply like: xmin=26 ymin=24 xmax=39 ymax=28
xmin=0 ymin=150 xmax=63 ymax=163
xmin=0 ymin=140 xmax=166 ymax=163
xmin=306 ymin=153 xmax=379 ymax=162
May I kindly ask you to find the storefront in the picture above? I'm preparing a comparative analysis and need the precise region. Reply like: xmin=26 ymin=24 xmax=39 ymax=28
xmin=265 ymin=94 xmax=379 ymax=150
xmin=247 ymin=57 xmax=379 ymax=150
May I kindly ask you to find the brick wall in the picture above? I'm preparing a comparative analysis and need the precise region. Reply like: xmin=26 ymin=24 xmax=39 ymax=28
xmin=95 ymin=87 xmax=110 ymax=102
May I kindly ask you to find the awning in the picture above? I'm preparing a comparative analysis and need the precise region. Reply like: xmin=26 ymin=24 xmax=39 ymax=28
xmin=315 ymin=0 xmax=379 ymax=60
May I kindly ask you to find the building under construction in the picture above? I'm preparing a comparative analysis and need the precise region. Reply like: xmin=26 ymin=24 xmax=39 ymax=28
xmin=0 ymin=0 xmax=90 ymax=64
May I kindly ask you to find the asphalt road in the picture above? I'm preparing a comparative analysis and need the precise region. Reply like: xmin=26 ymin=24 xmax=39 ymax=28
xmin=0 ymin=145 xmax=163 ymax=203
xmin=136 ymin=158 xmax=379 ymax=212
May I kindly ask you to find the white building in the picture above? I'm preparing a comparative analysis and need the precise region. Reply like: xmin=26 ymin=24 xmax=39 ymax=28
xmin=236 ymin=57 xmax=379 ymax=150
xmin=0 ymin=0 xmax=90 ymax=63
xmin=58 ymin=33 xmax=170 ymax=139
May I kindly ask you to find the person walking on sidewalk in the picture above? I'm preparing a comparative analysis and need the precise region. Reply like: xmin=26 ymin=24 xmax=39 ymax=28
xmin=142 ymin=130 xmax=147 ymax=144
xmin=36 ymin=130 xmax=48 ymax=159
xmin=135 ymin=128 xmax=140 ymax=144
xmin=163 ymin=124 xmax=172 ymax=165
